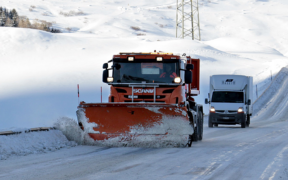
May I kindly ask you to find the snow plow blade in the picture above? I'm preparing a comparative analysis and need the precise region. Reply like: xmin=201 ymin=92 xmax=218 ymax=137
xmin=76 ymin=102 xmax=194 ymax=141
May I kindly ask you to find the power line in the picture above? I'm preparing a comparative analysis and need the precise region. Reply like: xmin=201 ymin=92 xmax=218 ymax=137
xmin=176 ymin=0 xmax=201 ymax=40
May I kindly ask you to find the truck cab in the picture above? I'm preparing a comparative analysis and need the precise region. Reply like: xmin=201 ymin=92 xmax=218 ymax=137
xmin=102 ymin=52 xmax=198 ymax=104
xmin=205 ymin=75 xmax=253 ymax=128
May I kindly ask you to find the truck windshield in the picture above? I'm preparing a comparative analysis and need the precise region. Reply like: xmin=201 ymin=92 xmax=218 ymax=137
xmin=112 ymin=62 xmax=179 ymax=83
xmin=211 ymin=91 xmax=244 ymax=103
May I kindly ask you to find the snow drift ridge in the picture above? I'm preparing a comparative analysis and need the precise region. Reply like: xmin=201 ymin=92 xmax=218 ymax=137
xmin=253 ymin=66 xmax=288 ymax=121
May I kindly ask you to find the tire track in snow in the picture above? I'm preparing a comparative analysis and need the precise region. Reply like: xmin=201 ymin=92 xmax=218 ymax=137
xmin=187 ymin=116 xmax=288 ymax=180
xmin=260 ymin=146 xmax=288 ymax=180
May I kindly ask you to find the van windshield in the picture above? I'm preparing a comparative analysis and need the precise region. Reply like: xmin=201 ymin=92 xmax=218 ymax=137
xmin=211 ymin=91 xmax=244 ymax=103
xmin=112 ymin=62 xmax=179 ymax=83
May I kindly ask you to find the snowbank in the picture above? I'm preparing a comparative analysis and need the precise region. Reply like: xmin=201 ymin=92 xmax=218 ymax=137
xmin=0 ymin=130 xmax=77 ymax=160
xmin=253 ymin=66 xmax=288 ymax=121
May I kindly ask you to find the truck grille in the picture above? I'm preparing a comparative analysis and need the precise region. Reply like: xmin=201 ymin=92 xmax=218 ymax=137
xmin=124 ymin=95 xmax=165 ymax=99
xmin=124 ymin=100 xmax=165 ymax=103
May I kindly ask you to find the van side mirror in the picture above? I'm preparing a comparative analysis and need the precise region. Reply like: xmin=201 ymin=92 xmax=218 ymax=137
xmin=103 ymin=69 xmax=108 ymax=83
xmin=186 ymin=64 xmax=194 ymax=70
xmin=247 ymin=99 xmax=251 ymax=105
xmin=205 ymin=98 xmax=209 ymax=104
xmin=103 ymin=63 xmax=108 ymax=69
xmin=185 ymin=70 xmax=192 ymax=84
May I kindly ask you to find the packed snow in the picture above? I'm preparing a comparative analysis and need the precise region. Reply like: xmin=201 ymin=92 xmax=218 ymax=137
xmin=1 ymin=0 xmax=288 ymax=179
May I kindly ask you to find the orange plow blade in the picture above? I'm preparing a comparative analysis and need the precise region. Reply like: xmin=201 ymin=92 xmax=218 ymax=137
xmin=76 ymin=102 xmax=194 ymax=142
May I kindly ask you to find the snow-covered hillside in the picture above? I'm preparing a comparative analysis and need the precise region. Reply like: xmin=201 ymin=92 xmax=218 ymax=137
xmin=1 ymin=0 xmax=288 ymax=130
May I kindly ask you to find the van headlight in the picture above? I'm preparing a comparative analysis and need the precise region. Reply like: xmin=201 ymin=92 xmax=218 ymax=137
xmin=210 ymin=106 xmax=215 ymax=113
xmin=107 ymin=77 xmax=113 ymax=82
xmin=237 ymin=107 xmax=244 ymax=113
xmin=174 ymin=77 xmax=181 ymax=83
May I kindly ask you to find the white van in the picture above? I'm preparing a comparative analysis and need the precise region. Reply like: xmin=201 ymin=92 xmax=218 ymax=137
xmin=205 ymin=75 xmax=253 ymax=128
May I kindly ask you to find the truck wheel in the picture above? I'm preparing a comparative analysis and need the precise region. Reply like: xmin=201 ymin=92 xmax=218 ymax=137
xmin=192 ymin=126 xmax=198 ymax=141
xmin=187 ymin=135 xmax=193 ymax=147
xmin=208 ymin=117 xmax=213 ymax=128
xmin=198 ymin=112 xmax=203 ymax=141
xmin=241 ymin=117 xmax=246 ymax=128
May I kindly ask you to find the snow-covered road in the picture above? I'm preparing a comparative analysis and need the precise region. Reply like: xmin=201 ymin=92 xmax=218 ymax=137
xmin=1 ymin=116 xmax=288 ymax=180
xmin=1 ymin=67 xmax=288 ymax=180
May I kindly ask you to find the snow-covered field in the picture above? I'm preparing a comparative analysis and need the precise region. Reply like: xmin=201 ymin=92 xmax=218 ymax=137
xmin=1 ymin=0 xmax=288 ymax=179
xmin=1 ymin=0 xmax=288 ymax=130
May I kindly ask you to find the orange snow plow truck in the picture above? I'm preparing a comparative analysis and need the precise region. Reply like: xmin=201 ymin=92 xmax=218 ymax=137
xmin=76 ymin=52 xmax=203 ymax=146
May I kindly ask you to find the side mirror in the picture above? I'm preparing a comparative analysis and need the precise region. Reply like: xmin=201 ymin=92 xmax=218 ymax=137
xmin=103 ymin=69 xmax=108 ymax=83
xmin=205 ymin=98 xmax=209 ymax=104
xmin=112 ymin=64 xmax=121 ymax=70
xmin=186 ymin=64 xmax=194 ymax=70
xmin=185 ymin=70 xmax=192 ymax=84
xmin=103 ymin=63 xmax=108 ymax=69
xmin=247 ymin=99 xmax=251 ymax=105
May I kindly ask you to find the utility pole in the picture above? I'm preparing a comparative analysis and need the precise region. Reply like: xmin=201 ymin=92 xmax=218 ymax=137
xmin=176 ymin=0 xmax=201 ymax=40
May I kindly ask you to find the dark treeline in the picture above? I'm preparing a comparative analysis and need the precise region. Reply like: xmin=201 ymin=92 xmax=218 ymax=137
xmin=0 ymin=7 xmax=61 ymax=33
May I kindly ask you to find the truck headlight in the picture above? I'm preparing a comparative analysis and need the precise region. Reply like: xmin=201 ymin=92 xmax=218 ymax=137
xmin=237 ymin=107 xmax=244 ymax=113
xmin=156 ymin=57 xmax=163 ymax=61
xmin=210 ymin=106 xmax=215 ymax=113
xmin=107 ymin=77 xmax=113 ymax=82
xmin=174 ymin=77 xmax=181 ymax=83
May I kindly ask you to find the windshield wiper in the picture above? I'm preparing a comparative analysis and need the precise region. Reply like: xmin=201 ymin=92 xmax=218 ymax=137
xmin=123 ymin=74 xmax=148 ymax=82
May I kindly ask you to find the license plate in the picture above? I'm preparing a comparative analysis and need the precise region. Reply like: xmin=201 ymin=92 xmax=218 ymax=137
xmin=222 ymin=117 xmax=229 ymax=119
xmin=128 ymin=95 xmax=138 ymax=99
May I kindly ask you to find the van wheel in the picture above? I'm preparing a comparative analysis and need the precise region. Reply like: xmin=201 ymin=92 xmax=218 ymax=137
xmin=214 ymin=124 xmax=218 ymax=127
xmin=246 ymin=115 xmax=250 ymax=127
xmin=241 ymin=116 xmax=246 ymax=128
xmin=208 ymin=118 xmax=213 ymax=128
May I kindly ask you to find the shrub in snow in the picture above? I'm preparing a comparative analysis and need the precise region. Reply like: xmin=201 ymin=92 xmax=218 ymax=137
xmin=0 ymin=7 xmax=19 ymax=27
xmin=130 ymin=26 xmax=141 ymax=31
xmin=0 ymin=7 xmax=61 ymax=33
xmin=41 ymin=12 xmax=49 ymax=16
xmin=59 ymin=10 xmax=85 ymax=17
xmin=65 ymin=27 xmax=72 ymax=32
xmin=29 ymin=5 xmax=36 ymax=12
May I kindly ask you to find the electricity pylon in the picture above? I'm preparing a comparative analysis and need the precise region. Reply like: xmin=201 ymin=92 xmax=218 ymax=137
xmin=176 ymin=0 xmax=201 ymax=41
